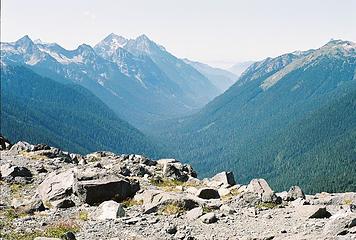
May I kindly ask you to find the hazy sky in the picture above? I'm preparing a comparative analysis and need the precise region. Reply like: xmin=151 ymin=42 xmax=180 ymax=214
xmin=2 ymin=0 xmax=356 ymax=68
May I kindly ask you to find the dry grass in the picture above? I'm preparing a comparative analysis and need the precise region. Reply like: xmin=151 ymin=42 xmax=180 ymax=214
xmin=78 ymin=210 xmax=89 ymax=221
xmin=344 ymin=198 xmax=353 ymax=205
xmin=19 ymin=151 xmax=48 ymax=161
xmin=221 ymin=188 xmax=242 ymax=202
xmin=121 ymin=198 xmax=143 ymax=208
xmin=150 ymin=178 xmax=205 ymax=192
xmin=255 ymin=202 xmax=278 ymax=209
xmin=159 ymin=203 xmax=186 ymax=215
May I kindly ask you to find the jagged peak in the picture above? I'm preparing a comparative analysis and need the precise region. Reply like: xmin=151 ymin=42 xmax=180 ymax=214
xmin=135 ymin=34 xmax=151 ymax=42
xmin=15 ymin=35 xmax=34 ymax=46
xmin=102 ymin=33 xmax=128 ymax=45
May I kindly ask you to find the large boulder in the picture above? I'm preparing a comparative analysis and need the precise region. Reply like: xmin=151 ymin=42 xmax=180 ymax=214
xmin=246 ymin=179 xmax=280 ymax=203
xmin=285 ymin=186 xmax=305 ymax=201
xmin=295 ymin=205 xmax=332 ymax=219
xmin=196 ymin=188 xmax=220 ymax=200
xmin=37 ymin=167 xmax=140 ymax=207
xmin=11 ymin=195 xmax=45 ymax=214
xmin=37 ymin=168 xmax=77 ymax=208
xmin=210 ymin=171 xmax=236 ymax=187
xmin=0 ymin=163 xmax=32 ymax=183
xmin=91 ymin=200 xmax=125 ymax=220
xmin=76 ymin=177 xmax=140 ymax=206
xmin=158 ymin=159 xmax=197 ymax=181
xmin=138 ymin=190 xmax=199 ymax=214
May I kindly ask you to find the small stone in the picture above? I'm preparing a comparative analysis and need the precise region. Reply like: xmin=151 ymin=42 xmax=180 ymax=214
xmin=91 ymin=200 xmax=125 ymax=220
xmin=200 ymin=212 xmax=218 ymax=224
xmin=220 ymin=204 xmax=235 ymax=214
xmin=165 ymin=224 xmax=177 ymax=234
xmin=61 ymin=232 xmax=76 ymax=240
xmin=185 ymin=207 xmax=203 ymax=220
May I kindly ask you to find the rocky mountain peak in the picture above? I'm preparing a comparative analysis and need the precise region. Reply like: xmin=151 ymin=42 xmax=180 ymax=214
xmin=101 ymin=33 xmax=128 ymax=48
xmin=14 ymin=35 xmax=35 ymax=53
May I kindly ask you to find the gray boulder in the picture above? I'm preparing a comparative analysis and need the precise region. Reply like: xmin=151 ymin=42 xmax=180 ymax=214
xmin=196 ymin=188 xmax=220 ymax=200
xmin=246 ymin=179 xmax=280 ymax=203
xmin=91 ymin=200 xmax=125 ymax=220
xmin=158 ymin=159 xmax=197 ymax=181
xmin=12 ymin=195 xmax=45 ymax=214
xmin=286 ymin=186 xmax=305 ymax=201
xmin=295 ymin=205 xmax=332 ymax=219
xmin=211 ymin=171 xmax=236 ymax=187
xmin=185 ymin=207 xmax=204 ymax=220
xmin=76 ymin=177 xmax=139 ymax=206
xmin=139 ymin=190 xmax=199 ymax=214
xmin=0 ymin=163 xmax=32 ymax=183
xmin=37 ymin=168 xmax=77 ymax=208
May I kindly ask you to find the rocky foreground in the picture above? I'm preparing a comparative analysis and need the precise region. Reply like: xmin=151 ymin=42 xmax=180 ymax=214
xmin=0 ymin=136 xmax=356 ymax=240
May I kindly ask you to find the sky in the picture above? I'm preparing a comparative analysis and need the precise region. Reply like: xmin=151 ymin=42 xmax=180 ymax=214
xmin=1 ymin=0 xmax=356 ymax=68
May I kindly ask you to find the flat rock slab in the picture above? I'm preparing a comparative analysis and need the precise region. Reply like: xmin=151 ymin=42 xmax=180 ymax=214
xmin=294 ymin=205 xmax=332 ymax=219
xmin=76 ymin=177 xmax=139 ymax=206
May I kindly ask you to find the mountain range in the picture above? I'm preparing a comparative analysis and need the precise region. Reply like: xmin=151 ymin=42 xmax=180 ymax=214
xmin=154 ymin=40 xmax=356 ymax=193
xmin=1 ymin=34 xmax=225 ymax=129
xmin=1 ymin=36 xmax=355 ymax=193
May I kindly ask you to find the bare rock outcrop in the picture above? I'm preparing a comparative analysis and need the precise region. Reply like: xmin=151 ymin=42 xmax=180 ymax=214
xmin=1 ymin=139 xmax=356 ymax=240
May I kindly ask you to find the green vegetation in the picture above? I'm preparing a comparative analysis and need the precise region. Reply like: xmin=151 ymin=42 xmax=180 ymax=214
xmin=1 ymin=66 xmax=161 ymax=157
xmin=155 ymin=54 xmax=356 ymax=194
xmin=10 ymin=184 xmax=24 ymax=196
xmin=0 ymin=220 xmax=79 ymax=240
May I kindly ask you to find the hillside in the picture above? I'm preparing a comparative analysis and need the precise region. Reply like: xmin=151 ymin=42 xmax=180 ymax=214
xmin=157 ymin=40 xmax=356 ymax=193
xmin=1 ymin=65 xmax=160 ymax=156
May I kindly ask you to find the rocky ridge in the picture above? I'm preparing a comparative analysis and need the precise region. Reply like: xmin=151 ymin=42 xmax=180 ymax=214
xmin=0 ymin=136 xmax=356 ymax=240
